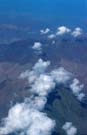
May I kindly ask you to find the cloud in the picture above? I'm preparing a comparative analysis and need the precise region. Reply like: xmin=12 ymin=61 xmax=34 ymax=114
xmin=52 ymin=40 xmax=55 ymax=45
xmin=28 ymin=96 xmax=47 ymax=111
xmin=0 ymin=102 xmax=55 ymax=135
xmin=26 ymin=59 xmax=55 ymax=97
xmin=72 ymin=27 xmax=82 ymax=37
xmin=50 ymin=67 xmax=72 ymax=84
xmin=19 ymin=70 xmax=30 ymax=79
xmin=31 ymin=74 xmax=55 ymax=96
xmin=30 ymin=59 xmax=50 ymax=84
xmin=70 ymin=78 xmax=85 ymax=101
xmin=33 ymin=59 xmax=50 ymax=74
xmin=48 ymin=34 xmax=56 ymax=39
xmin=0 ymin=59 xmax=56 ymax=135
xmin=70 ymin=79 xmax=84 ymax=94
xmin=19 ymin=59 xmax=50 ymax=85
xmin=32 ymin=42 xmax=42 ymax=53
xmin=43 ymin=26 xmax=84 ymax=40
xmin=0 ymin=59 xmax=85 ymax=135
xmin=77 ymin=93 xmax=85 ymax=101
xmin=20 ymin=59 xmax=85 ymax=101
xmin=62 ymin=122 xmax=77 ymax=135
xmin=56 ymin=26 xmax=71 ymax=36
xmin=47 ymin=26 xmax=84 ymax=40
xmin=48 ymin=26 xmax=71 ymax=39
xmin=40 ymin=28 xmax=50 ymax=34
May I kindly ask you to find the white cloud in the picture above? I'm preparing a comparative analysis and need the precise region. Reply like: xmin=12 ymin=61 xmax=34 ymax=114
xmin=48 ymin=34 xmax=56 ymax=39
xmin=67 ymin=127 xmax=77 ymax=135
xmin=19 ymin=70 xmax=30 ymax=79
xmin=0 ymin=59 xmax=56 ymax=135
xmin=20 ymin=60 xmax=85 ymax=102
xmin=24 ymin=96 xmax=47 ymax=111
xmin=0 ymin=59 xmax=85 ymax=135
xmin=29 ymin=96 xmax=47 ymax=111
xmin=51 ymin=67 xmax=72 ymax=84
xmin=33 ymin=59 xmax=50 ymax=74
xmin=0 ymin=102 xmax=55 ymax=135
xmin=70 ymin=78 xmax=85 ymax=101
xmin=0 ymin=103 xmax=30 ymax=134
xmin=70 ymin=79 xmax=83 ymax=94
xmin=77 ymin=93 xmax=85 ymax=101
xmin=63 ymin=122 xmax=72 ymax=129
xmin=31 ymin=74 xmax=55 ymax=96
xmin=48 ymin=26 xmax=71 ymax=39
xmin=19 ymin=59 xmax=50 ymax=84
xmin=46 ymin=26 xmax=83 ymax=39
xmin=62 ymin=122 xmax=77 ymax=135
xmin=56 ymin=26 xmax=71 ymax=36
xmin=32 ymin=42 xmax=42 ymax=52
xmin=40 ymin=28 xmax=50 ymax=34
xmin=72 ymin=27 xmax=82 ymax=37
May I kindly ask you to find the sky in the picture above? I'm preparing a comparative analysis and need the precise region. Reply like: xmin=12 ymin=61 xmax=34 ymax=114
xmin=0 ymin=0 xmax=86 ymax=29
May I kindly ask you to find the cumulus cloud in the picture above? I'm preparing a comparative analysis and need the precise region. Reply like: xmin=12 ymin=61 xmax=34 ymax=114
xmin=26 ymin=59 xmax=55 ymax=97
xmin=33 ymin=59 xmax=50 ymax=74
xmin=70 ymin=79 xmax=84 ymax=94
xmin=20 ymin=59 xmax=50 ymax=87
xmin=70 ymin=78 xmax=85 ymax=101
xmin=31 ymin=74 xmax=55 ymax=96
xmin=0 ymin=59 xmax=85 ymax=135
xmin=29 ymin=59 xmax=50 ymax=84
xmin=62 ymin=122 xmax=77 ymax=135
xmin=56 ymin=26 xmax=71 ymax=36
xmin=48 ymin=26 xmax=71 ymax=39
xmin=0 ymin=59 xmax=56 ymax=135
xmin=72 ymin=27 xmax=82 ymax=37
xmin=40 ymin=28 xmax=50 ymax=34
xmin=20 ymin=59 xmax=85 ymax=101
xmin=19 ymin=59 xmax=50 ymax=84
xmin=29 ymin=96 xmax=47 ymax=111
xmin=0 ymin=102 xmax=55 ymax=135
xmin=45 ymin=26 xmax=84 ymax=40
xmin=32 ymin=42 xmax=42 ymax=53
xmin=50 ymin=67 xmax=72 ymax=84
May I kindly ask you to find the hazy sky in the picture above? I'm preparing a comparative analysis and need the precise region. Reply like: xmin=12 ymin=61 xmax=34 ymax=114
xmin=0 ymin=0 xmax=86 ymax=28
